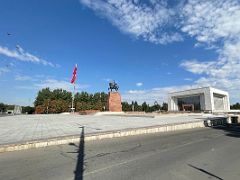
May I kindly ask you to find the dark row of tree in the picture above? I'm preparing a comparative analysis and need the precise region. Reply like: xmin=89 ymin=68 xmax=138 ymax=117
xmin=0 ymin=103 xmax=14 ymax=112
xmin=122 ymin=101 xmax=168 ymax=112
xmin=2 ymin=88 xmax=240 ymax=114
xmin=34 ymin=88 xmax=168 ymax=114
xmin=230 ymin=103 xmax=240 ymax=110
xmin=34 ymin=88 xmax=108 ymax=113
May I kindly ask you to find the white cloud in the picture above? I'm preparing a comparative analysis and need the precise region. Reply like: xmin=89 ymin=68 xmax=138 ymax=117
xmin=180 ymin=60 xmax=215 ymax=75
xmin=15 ymin=78 xmax=90 ymax=92
xmin=0 ymin=45 xmax=55 ymax=67
xmin=127 ymin=90 xmax=145 ymax=94
xmin=123 ymin=81 xmax=240 ymax=104
xmin=102 ymin=78 xmax=112 ymax=82
xmin=80 ymin=0 xmax=240 ymax=103
xmin=15 ymin=75 xmax=32 ymax=81
xmin=80 ymin=0 xmax=183 ymax=44
xmin=181 ymin=0 xmax=240 ymax=44
xmin=180 ymin=0 xmax=240 ymax=103
xmin=15 ymin=85 xmax=38 ymax=90
xmin=184 ymin=78 xmax=192 ymax=81
xmin=122 ymin=85 xmax=196 ymax=104
xmin=7 ymin=0 xmax=240 ymax=104
xmin=0 ymin=67 xmax=9 ymax=75
xmin=34 ymin=79 xmax=90 ymax=91
xmin=81 ymin=0 xmax=240 ymax=103
xmin=136 ymin=82 xmax=143 ymax=87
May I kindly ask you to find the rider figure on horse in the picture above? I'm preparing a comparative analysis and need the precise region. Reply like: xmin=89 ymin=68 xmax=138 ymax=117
xmin=108 ymin=80 xmax=119 ymax=92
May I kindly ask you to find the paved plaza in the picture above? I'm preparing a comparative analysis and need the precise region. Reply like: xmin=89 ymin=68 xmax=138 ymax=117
xmin=0 ymin=114 xmax=219 ymax=145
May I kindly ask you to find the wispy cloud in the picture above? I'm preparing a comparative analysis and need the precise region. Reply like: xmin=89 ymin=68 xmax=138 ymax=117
xmin=181 ymin=0 xmax=240 ymax=44
xmin=180 ymin=0 xmax=240 ymax=103
xmin=122 ymin=85 xmax=196 ymax=104
xmin=80 ymin=0 xmax=240 ymax=103
xmin=15 ymin=75 xmax=33 ymax=81
xmin=0 ymin=45 xmax=55 ymax=67
xmin=184 ymin=78 xmax=193 ymax=81
xmin=5 ymin=0 xmax=240 ymax=104
xmin=180 ymin=60 xmax=216 ymax=75
xmin=127 ymin=90 xmax=146 ymax=94
xmin=136 ymin=82 xmax=143 ymax=87
xmin=16 ymin=78 xmax=90 ymax=92
xmin=34 ymin=79 xmax=90 ymax=91
xmin=0 ymin=67 xmax=9 ymax=75
xmin=102 ymin=78 xmax=112 ymax=82
xmin=80 ymin=0 xmax=183 ymax=44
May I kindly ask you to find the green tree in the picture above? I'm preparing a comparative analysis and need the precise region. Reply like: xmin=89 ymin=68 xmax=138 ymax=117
xmin=34 ymin=88 xmax=52 ymax=106
xmin=100 ymin=92 xmax=108 ymax=111
xmin=22 ymin=106 xmax=35 ymax=114
xmin=0 ymin=103 xmax=7 ymax=112
xmin=230 ymin=103 xmax=240 ymax=109
xmin=161 ymin=102 xmax=168 ymax=111
xmin=52 ymin=89 xmax=71 ymax=102
xmin=35 ymin=105 xmax=46 ymax=114
xmin=76 ymin=102 xmax=87 ymax=111
xmin=133 ymin=101 xmax=142 ymax=111
xmin=122 ymin=102 xmax=132 ymax=111
xmin=151 ymin=101 xmax=161 ymax=112
xmin=142 ymin=102 xmax=148 ymax=112
xmin=48 ymin=100 xmax=69 ymax=113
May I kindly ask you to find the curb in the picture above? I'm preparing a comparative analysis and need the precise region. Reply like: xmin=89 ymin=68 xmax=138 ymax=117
xmin=0 ymin=121 xmax=205 ymax=153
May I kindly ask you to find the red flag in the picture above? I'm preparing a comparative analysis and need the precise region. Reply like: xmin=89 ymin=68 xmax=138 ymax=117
xmin=71 ymin=64 xmax=77 ymax=84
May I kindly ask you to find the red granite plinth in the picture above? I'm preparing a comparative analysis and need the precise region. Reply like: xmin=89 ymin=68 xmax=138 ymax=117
xmin=107 ymin=92 xmax=122 ymax=112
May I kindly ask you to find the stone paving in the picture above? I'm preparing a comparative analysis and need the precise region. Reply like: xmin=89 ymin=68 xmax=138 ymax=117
xmin=0 ymin=114 xmax=217 ymax=145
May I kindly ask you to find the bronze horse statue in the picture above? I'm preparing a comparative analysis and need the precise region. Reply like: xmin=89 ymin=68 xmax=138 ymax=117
xmin=108 ymin=81 xmax=119 ymax=91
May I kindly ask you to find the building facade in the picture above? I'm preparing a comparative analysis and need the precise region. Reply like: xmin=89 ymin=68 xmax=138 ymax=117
xmin=168 ymin=87 xmax=230 ymax=112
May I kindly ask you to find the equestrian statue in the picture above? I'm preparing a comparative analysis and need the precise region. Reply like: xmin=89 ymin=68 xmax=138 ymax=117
xmin=108 ymin=80 xmax=119 ymax=92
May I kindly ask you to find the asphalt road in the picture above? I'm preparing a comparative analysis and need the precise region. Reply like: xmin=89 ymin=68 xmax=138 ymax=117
xmin=0 ymin=127 xmax=240 ymax=180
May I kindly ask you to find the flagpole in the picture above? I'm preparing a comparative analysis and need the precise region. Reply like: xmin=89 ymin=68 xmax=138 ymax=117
xmin=71 ymin=83 xmax=75 ymax=113
xmin=71 ymin=64 xmax=77 ymax=113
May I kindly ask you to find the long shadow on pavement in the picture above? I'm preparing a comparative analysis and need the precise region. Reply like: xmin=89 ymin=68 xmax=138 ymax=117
xmin=207 ymin=125 xmax=240 ymax=138
xmin=188 ymin=164 xmax=224 ymax=180
xmin=203 ymin=118 xmax=240 ymax=138
xmin=69 ymin=126 xmax=85 ymax=180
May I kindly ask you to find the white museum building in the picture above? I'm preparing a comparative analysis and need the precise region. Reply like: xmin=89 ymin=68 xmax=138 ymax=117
xmin=168 ymin=87 xmax=230 ymax=112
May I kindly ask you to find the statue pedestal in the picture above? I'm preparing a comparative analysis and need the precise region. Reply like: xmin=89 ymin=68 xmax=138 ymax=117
xmin=107 ymin=92 xmax=122 ymax=112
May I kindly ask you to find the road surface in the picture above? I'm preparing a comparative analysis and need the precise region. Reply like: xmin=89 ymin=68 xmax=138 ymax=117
xmin=0 ymin=127 xmax=240 ymax=180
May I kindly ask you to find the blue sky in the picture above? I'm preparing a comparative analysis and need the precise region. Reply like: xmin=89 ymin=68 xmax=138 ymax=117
xmin=0 ymin=0 xmax=239 ymax=105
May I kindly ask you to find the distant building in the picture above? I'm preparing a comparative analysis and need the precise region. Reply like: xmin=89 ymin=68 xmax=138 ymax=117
xmin=6 ymin=110 xmax=14 ymax=115
xmin=5 ymin=105 xmax=22 ymax=115
xmin=14 ymin=105 xmax=22 ymax=114
xmin=168 ymin=87 xmax=230 ymax=112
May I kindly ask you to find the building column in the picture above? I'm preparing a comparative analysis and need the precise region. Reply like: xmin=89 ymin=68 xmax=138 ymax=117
xmin=168 ymin=97 xmax=178 ymax=111
xmin=173 ymin=97 xmax=178 ymax=111
xmin=200 ymin=94 xmax=205 ymax=111
xmin=223 ymin=96 xmax=230 ymax=111
xmin=210 ymin=91 xmax=215 ymax=112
